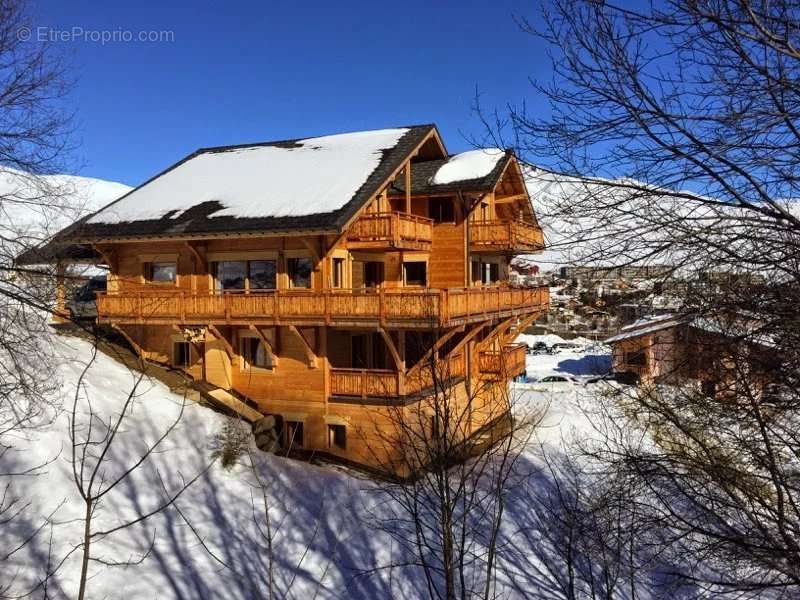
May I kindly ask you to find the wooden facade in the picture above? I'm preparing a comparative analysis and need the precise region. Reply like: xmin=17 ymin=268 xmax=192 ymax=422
xmin=45 ymin=126 xmax=548 ymax=471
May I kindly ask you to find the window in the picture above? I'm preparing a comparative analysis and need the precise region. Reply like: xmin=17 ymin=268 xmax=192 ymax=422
xmin=240 ymin=336 xmax=271 ymax=369
xmin=248 ymin=260 xmax=277 ymax=290
xmin=288 ymin=257 xmax=312 ymax=288
xmin=471 ymin=260 xmax=482 ymax=285
xmin=403 ymin=261 xmax=427 ymax=286
xmin=173 ymin=341 xmax=190 ymax=367
xmin=429 ymin=197 xmax=455 ymax=223
xmin=285 ymin=420 xmax=304 ymax=448
xmin=145 ymin=262 xmax=177 ymax=283
xmin=482 ymin=262 xmax=500 ymax=284
xmin=364 ymin=261 xmax=384 ymax=288
xmin=328 ymin=424 xmax=346 ymax=450
xmin=213 ymin=260 xmax=277 ymax=290
xmin=332 ymin=257 xmax=345 ymax=288
xmin=214 ymin=261 xmax=246 ymax=290
xmin=625 ymin=349 xmax=647 ymax=367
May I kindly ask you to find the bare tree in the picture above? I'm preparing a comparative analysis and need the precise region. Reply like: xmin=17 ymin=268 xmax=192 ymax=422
xmin=476 ymin=1 xmax=800 ymax=594
xmin=0 ymin=0 xmax=73 ymax=437
xmin=359 ymin=329 xmax=544 ymax=600
xmin=63 ymin=337 xmax=208 ymax=600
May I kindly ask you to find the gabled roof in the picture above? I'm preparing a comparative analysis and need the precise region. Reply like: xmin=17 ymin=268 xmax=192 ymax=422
xmin=390 ymin=149 xmax=514 ymax=196
xmin=47 ymin=124 xmax=438 ymax=245
xmin=605 ymin=314 xmax=688 ymax=344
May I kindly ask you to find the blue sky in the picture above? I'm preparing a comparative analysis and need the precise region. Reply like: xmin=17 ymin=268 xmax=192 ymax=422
xmin=34 ymin=0 xmax=552 ymax=187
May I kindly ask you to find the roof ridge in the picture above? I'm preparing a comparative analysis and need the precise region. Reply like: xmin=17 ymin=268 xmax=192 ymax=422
xmin=195 ymin=123 xmax=436 ymax=156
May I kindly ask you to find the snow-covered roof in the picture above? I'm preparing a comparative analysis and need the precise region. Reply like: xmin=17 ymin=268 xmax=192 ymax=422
xmin=431 ymin=148 xmax=505 ymax=185
xmin=605 ymin=314 xmax=687 ymax=344
xmin=40 ymin=125 xmax=436 ymax=245
xmin=89 ymin=128 xmax=410 ymax=225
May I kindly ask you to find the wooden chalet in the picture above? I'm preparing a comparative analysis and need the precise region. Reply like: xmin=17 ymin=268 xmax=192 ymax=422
xmin=607 ymin=313 xmax=778 ymax=399
xmin=24 ymin=124 xmax=548 ymax=470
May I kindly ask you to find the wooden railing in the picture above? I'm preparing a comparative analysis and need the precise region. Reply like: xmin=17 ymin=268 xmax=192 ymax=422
xmin=479 ymin=344 xmax=527 ymax=378
xmin=329 ymin=368 xmax=399 ymax=398
xmin=406 ymin=353 xmax=466 ymax=395
xmin=470 ymin=220 xmax=544 ymax=251
xmin=330 ymin=353 xmax=467 ymax=399
xmin=96 ymin=285 xmax=549 ymax=327
xmin=347 ymin=211 xmax=433 ymax=249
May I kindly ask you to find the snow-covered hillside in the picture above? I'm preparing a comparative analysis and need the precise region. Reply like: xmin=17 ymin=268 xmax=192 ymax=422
xmin=1 ymin=332 xmax=612 ymax=599
xmin=0 ymin=169 xmax=131 ymax=241
xmin=522 ymin=166 xmax=800 ymax=274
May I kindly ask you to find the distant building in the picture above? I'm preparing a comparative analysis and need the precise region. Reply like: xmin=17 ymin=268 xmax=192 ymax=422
xmin=606 ymin=313 xmax=776 ymax=397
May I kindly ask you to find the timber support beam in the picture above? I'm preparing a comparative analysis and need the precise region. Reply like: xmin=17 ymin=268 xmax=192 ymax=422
xmin=249 ymin=324 xmax=279 ymax=366
xmin=207 ymin=324 xmax=235 ymax=359
xmin=288 ymin=325 xmax=317 ymax=368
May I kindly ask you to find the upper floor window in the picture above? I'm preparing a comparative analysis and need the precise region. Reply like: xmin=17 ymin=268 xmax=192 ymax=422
xmin=214 ymin=261 xmax=246 ymax=290
xmin=145 ymin=262 xmax=177 ymax=283
xmin=429 ymin=197 xmax=455 ymax=223
xmin=403 ymin=261 xmax=427 ymax=287
xmin=214 ymin=260 xmax=276 ymax=291
xmin=248 ymin=260 xmax=277 ymax=289
xmin=288 ymin=257 xmax=312 ymax=288
xmin=332 ymin=257 xmax=345 ymax=288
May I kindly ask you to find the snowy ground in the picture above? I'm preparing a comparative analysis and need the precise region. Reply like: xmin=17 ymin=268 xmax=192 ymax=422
xmin=1 ymin=333 xmax=614 ymax=599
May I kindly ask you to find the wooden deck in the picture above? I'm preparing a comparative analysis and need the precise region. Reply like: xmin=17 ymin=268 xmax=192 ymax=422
xmin=96 ymin=285 xmax=549 ymax=328
xmin=470 ymin=220 xmax=544 ymax=252
xmin=346 ymin=211 xmax=433 ymax=251
xmin=478 ymin=343 xmax=527 ymax=379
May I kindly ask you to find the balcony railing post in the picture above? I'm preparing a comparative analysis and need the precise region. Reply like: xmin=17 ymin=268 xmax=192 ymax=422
xmin=392 ymin=212 xmax=400 ymax=247
xmin=361 ymin=369 xmax=367 ymax=399
xmin=379 ymin=287 xmax=386 ymax=326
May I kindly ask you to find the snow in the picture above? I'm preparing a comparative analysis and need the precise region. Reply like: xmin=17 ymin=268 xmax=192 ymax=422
xmin=0 ymin=168 xmax=131 ymax=240
xmin=88 ymin=128 xmax=410 ymax=224
xmin=431 ymin=148 xmax=505 ymax=185
xmin=516 ymin=333 xmax=566 ymax=349
xmin=604 ymin=314 xmax=686 ymax=344
xmin=521 ymin=166 xmax=800 ymax=276
xmin=1 ymin=332 xmax=615 ymax=598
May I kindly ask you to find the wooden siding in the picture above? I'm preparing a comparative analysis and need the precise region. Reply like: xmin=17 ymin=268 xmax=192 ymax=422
xmin=429 ymin=221 xmax=466 ymax=288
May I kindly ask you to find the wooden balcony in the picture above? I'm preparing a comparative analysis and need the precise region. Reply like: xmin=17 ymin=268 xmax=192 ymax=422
xmin=470 ymin=220 xmax=544 ymax=253
xmin=346 ymin=211 xmax=433 ymax=251
xmin=479 ymin=344 xmax=527 ymax=379
xmin=330 ymin=353 xmax=466 ymax=400
xmin=96 ymin=285 xmax=549 ymax=329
